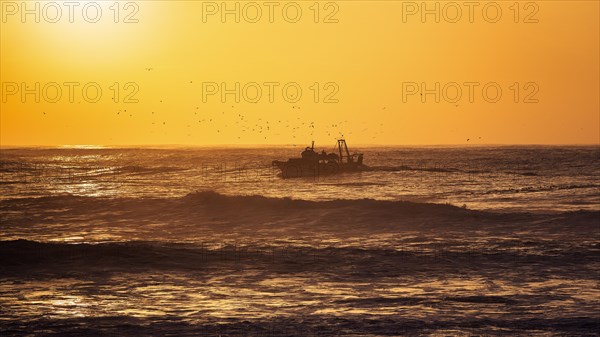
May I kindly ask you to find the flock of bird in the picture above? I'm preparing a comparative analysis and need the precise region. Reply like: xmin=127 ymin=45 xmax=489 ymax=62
xmin=110 ymin=95 xmax=362 ymax=141
xmin=189 ymin=107 xmax=356 ymax=141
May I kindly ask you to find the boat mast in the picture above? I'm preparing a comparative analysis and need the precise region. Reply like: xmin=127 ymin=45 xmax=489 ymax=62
xmin=337 ymin=139 xmax=350 ymax=163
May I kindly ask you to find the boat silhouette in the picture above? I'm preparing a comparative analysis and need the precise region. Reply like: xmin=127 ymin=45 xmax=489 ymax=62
xmin=272 ymin=139 xmax=367 ymax=178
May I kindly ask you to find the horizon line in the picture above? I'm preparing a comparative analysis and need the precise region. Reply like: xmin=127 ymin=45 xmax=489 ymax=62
xmin=1 ymin=143 xmax=599 ymax=149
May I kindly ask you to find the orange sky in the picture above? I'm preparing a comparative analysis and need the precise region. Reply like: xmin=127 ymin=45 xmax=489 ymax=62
xmin=1 ymin=0 xmax=598 ymax=146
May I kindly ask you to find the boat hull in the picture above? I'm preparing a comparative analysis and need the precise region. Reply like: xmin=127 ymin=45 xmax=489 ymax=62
xmin=272 ymin=159 xmax=367 ymax=178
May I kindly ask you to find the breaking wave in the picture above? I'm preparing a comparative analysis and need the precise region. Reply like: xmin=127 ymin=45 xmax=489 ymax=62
xmin=2 ymin=190 xmax=598 ymax=226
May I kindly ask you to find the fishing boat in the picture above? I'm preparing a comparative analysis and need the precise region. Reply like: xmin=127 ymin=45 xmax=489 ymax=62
xmin=272 ymin=139 xmax=367 ymax=178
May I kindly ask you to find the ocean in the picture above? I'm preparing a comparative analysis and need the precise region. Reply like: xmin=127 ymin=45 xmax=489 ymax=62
xmin=1 ymin=145 xmax=599 ymax=336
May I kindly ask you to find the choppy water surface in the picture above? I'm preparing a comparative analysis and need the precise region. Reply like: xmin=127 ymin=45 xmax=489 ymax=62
xmin=1 ymin=146 xmax=599 ymax=335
